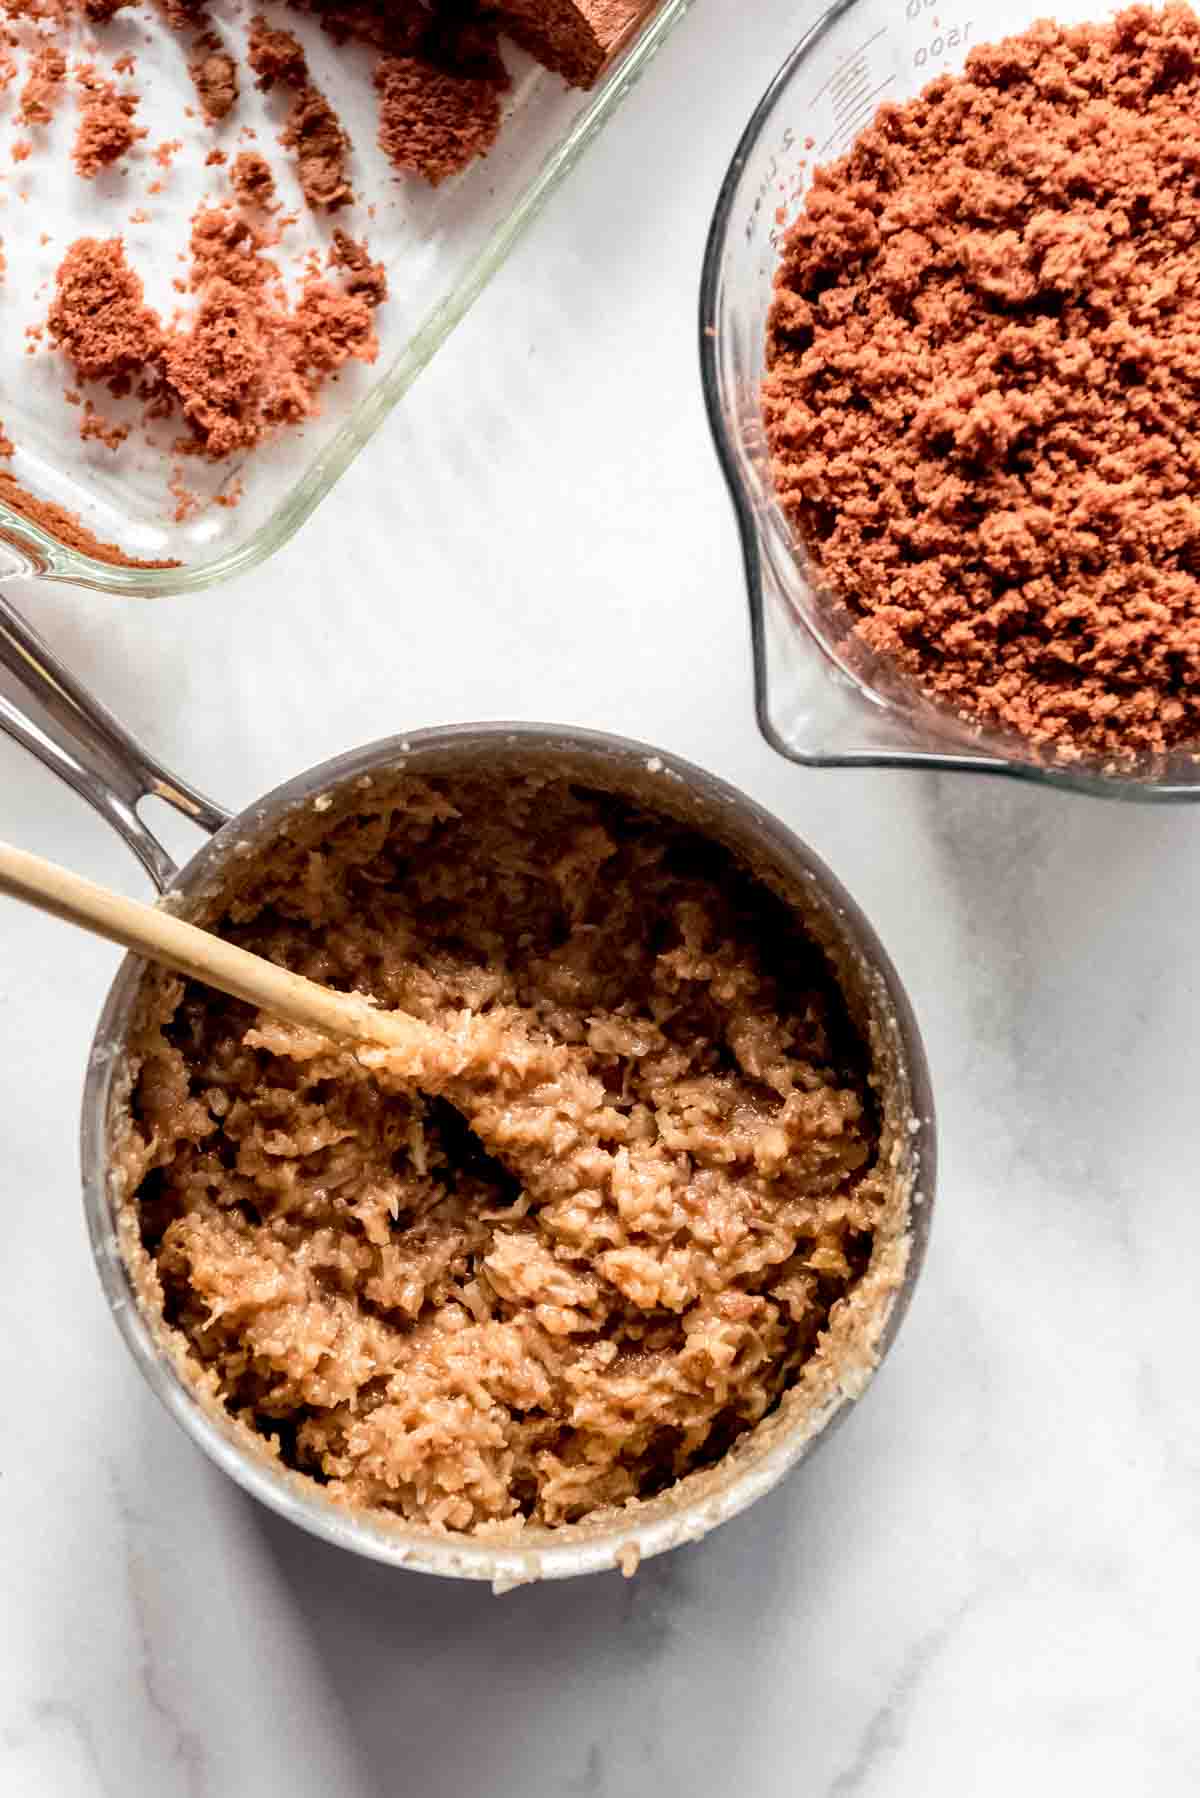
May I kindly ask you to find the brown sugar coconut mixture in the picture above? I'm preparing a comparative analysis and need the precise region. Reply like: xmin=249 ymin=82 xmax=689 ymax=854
xmin=0 ymin=0 xmax=655 ymax=553
xmin=116 ymin=775 xmax=903 ymax=1534
xmin=764 ymin=5 xmax=1200 ymax=762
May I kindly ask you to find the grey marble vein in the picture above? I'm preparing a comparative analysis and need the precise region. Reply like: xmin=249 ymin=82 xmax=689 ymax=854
xmin=826 ymin=1595 xmax=978 ymax=1798
xmin=109 ymin=1466 xmax=208 ymax=1798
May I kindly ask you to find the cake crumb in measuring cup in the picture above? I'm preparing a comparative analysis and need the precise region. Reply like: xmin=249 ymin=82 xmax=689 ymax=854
xmin=764 ymin=3 xmax=1200 ymax=760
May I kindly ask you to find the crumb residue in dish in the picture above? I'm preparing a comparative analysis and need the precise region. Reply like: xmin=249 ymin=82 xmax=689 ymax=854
xmin=45 ymin=207 xmax=383 ymax=458
xmin=230 ymin=146 xmax=277 ymax=209
xmin=118 ymin=776 xmax=899 ymax=1533
xmin=0 ymin=0 xmax=665 ymax=557
xmin=246 ymin=15 xmax=351 ymax=210
xmin=73 ymin=64 xmax=147 ymax=177
xmin=0 ymin=467 xmax=180 ymax=565
xmin=18 ymin=43 xmax=67 ymax=125
xmin=188 ymin=30 xmax=239 ymax=121
xmin=764 ymin=3 xmax=1200 ymax=761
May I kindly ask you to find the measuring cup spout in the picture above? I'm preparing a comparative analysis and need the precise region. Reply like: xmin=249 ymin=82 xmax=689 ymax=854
xmin=0 ymin=591 xmax=230 ymax=892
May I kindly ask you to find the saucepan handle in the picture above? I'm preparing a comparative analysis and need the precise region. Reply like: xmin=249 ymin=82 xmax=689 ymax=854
xmin=0 ymin=591 xmax=230 ymax=894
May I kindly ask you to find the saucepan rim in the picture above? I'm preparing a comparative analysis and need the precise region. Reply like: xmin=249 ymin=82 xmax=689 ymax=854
xmin=81 ymin=720 xmax=935 ymax=1586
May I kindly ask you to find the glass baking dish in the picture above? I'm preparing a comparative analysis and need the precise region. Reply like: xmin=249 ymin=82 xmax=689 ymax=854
xmin=0 ymin=0 xmax=692 ymax=597
xmin=701 ymin=0 xmax=1200 ymax=801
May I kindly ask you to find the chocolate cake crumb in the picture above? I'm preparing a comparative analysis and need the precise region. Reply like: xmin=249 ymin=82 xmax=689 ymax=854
xmin=280 ymin=79 xmax=352 ymax=208
xmin=764 ymin=3 xmax=1200 ymax=761
xmin=188 ymin=30 xmax=238 ymax=120
xmin=308 ymin=0 xmax=426 ymax=52
xmin=491 ymin=0 xmax=646 ymax=88
xmin=187 ymin=201 xmax=272 ymax=289
xmin=79 ymin=397 xmax=129 ymax=449
xmin=375 ymin=50 xmax=502 ymax=185
xmin=291 ymin=273 xmax=375 ymax=371
xmin=0 ymin=468 xmax=179 ymax=566
xmin=168 ymin=464 xmax=200 ymax=520
xmin=150 ymin=0 xmax=207 ymax=31
xmin=73 ymin=66 xmax=146 ymax=177
xmin=424 ymin=4 xmax=510 ymax=83
xmin=46 ymin=236 xmax=162 ymax=383
xmin=246 ymin=13 xmax=308 ymax=90
xmin=19 ymin=43 xmax=66 ymax=125
xmin=47 ymin=197 xmax=381 ymax=462
xmin=245 ymin=15 xmax=351 ymax=209
xmin=230 ymin=146 xmax=276 ymax=208
xmin=330 ymin=226 xmax=385 ymax=306
xmin=164 ymin=278 xmax=296 ymax=456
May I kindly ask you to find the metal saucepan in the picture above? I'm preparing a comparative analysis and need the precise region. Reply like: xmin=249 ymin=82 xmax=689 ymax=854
xmin=0 ymin=591 xmax=935 ymax=1587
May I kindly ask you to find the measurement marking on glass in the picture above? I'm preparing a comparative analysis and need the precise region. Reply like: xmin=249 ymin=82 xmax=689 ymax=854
xmin=829 ymin=56 xmax=868 ymax=105
xmin=819 ymin=76 xmax=896 ymax=157
xmin=809 ymin=25 xmax=887 ymax=104
xmin=832 ymin=67 xmax=872 ymax=119
xmin=913 ymin=21 xmax=973 ymax=66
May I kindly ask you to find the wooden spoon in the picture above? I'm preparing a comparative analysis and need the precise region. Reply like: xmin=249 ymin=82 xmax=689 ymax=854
xmin=0 ymin=839 xmax=442 ymax=1060
xmin=0 ymin=840 xmax=593 ymax=1186
xmin=0 ymin=839 xmax=641 ymax=1218
xmin=0 ymin=840 xmax=810 ymax=1267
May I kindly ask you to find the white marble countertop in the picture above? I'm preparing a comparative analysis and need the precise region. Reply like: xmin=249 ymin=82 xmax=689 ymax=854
xmin=3 ymin=4 xmax=1200 ymax=1792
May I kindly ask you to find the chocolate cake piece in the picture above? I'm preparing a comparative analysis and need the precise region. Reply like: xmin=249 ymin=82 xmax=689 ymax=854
xmin=487 ymin=0 xmax=647 ymax=88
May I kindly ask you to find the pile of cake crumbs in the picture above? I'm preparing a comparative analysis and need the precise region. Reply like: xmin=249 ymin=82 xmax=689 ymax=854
xmin=764 ymin=4 xmax=1200 ymax=761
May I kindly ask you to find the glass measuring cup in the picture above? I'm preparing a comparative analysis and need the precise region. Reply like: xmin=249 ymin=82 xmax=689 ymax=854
xmin=700 ymin=0 xmax=1200 ymax=802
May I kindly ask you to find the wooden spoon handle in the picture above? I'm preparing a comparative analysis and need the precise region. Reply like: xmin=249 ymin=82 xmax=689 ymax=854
xmin=0 ymin=840 xmax=420 ymax=1053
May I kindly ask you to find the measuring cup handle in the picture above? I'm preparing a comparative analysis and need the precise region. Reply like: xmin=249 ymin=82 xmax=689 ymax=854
xmin=0 ymin=590 xmax=230 ymax=894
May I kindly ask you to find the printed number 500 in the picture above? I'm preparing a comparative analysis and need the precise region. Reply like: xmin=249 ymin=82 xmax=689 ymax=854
xmin=913 ymin=21 xmax=972 ymax=68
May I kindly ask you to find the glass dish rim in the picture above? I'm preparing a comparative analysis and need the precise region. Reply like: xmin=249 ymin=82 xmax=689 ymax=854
xmin=0 ymin=0 xmax=695 ymax=601
xmin=698 ymin=0 xmax=1200 ymax=805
